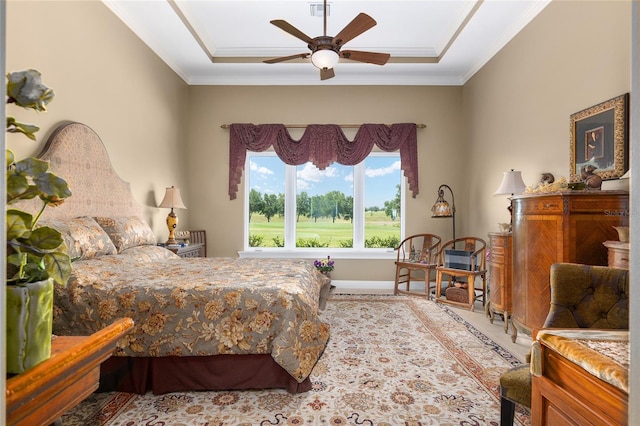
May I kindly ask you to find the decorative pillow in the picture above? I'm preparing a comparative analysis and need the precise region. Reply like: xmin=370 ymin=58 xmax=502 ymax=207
xmin=38 ymin=216 xmax=117 ymax=260
xmin=94 ymin=216 xmax=156 ymax=253
xmin=120 ymin=245 xmax=179 ymax=261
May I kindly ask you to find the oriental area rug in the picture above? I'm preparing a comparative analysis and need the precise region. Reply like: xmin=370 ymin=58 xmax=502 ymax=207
xmin=62 ymin=295 xmax=530 ymax=425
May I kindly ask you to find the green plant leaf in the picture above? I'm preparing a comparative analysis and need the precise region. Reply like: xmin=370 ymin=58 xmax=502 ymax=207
xmin=43 ymin=252 xmax=72 ymax=286
xmin=6 ymin=117 xmax=39 ymax=140
xmin=14 ymin=156 xmax=50 ymax=176
xmin=25 ymin=226 xmax=64 ymax=251
xmin=34 ymin=173 xmax=72 ymax=200
xmin=6 ymin=149 xmax=15 ymax=167
xmin=6 ymin=209 xmax=33 ymax=240
xmin=6 ymin=173 xmax=31 ymax=201
xmin=6 ymin=69 xmax=54 ymax=112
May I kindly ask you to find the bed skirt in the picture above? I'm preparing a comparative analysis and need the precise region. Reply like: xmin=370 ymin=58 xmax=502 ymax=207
xmin=98 ymin=354 xmax=312 ymax=395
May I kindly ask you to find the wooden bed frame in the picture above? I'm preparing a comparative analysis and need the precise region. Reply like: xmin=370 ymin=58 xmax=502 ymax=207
xmin=28 ymin=122 xmax=312 ymax=394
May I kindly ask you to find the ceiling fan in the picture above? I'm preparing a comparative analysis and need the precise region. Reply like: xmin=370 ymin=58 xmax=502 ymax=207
xmin=263 ymin=0 xmax=390 ymax=80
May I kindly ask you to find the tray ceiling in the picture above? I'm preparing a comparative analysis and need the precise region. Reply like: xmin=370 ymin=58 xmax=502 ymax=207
xmin=103 ymin=0 xmax=551 ymax=85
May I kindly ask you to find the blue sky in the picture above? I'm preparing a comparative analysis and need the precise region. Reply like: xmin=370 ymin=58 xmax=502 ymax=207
xmin=249 ymin=155 xmax=401 ymax=208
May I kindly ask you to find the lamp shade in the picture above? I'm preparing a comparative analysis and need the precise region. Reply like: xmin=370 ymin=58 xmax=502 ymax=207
xmin=431 ymin=200 xmax=452 ymax=217
xmin=311 ymin=49 xmax=339 ymax=69
xmin=494 ymin=170 xmax=526 ymax=196
xmin=431 ymin=184 xmax=456 ymax=240
xmin=159 ymin=186 xmax=186 ymax=209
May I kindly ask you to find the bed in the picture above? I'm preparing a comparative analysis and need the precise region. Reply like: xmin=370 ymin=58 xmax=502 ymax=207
xmin=21 ymin=122 xmax=330 ymax=395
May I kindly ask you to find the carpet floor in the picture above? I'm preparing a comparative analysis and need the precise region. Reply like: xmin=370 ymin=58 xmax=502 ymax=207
xmin=62 ymin=294 xmax=530 ymax=425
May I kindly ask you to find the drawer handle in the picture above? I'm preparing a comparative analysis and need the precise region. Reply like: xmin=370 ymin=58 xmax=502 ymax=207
xmin=620 ymin=257 xmax=629 ymax=261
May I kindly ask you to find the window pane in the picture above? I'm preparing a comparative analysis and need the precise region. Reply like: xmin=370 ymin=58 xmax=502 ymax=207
xmin=296 ymin=162 xmax=353 ymax=248
xmin=248 ymin=156 xmax=285 ymax=247
xmin=364 ymin=156 xmax=402 ymax=248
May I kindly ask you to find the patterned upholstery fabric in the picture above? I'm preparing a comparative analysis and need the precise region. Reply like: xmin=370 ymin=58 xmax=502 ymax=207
xmin=544 ymin=263 xmax=629 ymax=329
xmin=119 ymin=245 xmax=179 ymax=262
xmin=500 ymin=364 xmax=532 ymax=408
xmin=39 ymin=216 xmax=117 ymax=260
xmin=94 ymin=216 xmax=157 ymax=252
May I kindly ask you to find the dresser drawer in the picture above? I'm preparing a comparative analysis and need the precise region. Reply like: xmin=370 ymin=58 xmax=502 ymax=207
xmin=514 ymin=198 xmax=563 ymax=214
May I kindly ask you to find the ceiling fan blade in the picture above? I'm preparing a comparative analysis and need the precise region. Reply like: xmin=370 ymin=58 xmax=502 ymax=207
xmin=263 ymin=53 xmax=310 ymax=64
xmin=341 ymin=50 xmax=390 ymax=65
xmin=320 ymin=67 xmax=335 ymax=80
xmin=270 ymin=19 xmax=315 ymax=44
xmin=333 ymin=13 xmax=377 ymax=47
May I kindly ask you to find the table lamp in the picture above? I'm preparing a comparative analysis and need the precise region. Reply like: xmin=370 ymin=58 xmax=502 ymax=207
xmin=159 ymin=186 xmax=186 ymax=244
xmin=493 ymin=169 xmax=526 ymax=226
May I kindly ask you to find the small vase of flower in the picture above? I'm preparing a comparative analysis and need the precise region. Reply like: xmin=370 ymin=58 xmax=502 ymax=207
xmin=314 ymin=256 xmax=335 ymax=278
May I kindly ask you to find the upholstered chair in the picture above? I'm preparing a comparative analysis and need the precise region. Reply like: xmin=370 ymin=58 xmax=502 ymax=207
xmin=499 ymin=262 xmax=629 ymax=426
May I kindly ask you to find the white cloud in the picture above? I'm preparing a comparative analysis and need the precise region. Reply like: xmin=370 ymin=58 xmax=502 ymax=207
xmin=250 ymin=160 xmax=274 ymax=175
xmin=297 ymin=179 xmax=310 ymax=190
xmin=297 ymin=163 xmax=338 ymax=183
xmin=365 ymin=160 xmax=401 ymax=178
xmin=344 ymin=172 xmax=353 ymax=182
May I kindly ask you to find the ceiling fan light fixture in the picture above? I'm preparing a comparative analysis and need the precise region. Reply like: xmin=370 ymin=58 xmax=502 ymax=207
xmin=311 ymin=49 xmax=339 ymax=69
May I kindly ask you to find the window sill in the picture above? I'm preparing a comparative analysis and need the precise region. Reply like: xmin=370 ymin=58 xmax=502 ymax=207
xmin=237 ymin=249 xmax=397 ymax=260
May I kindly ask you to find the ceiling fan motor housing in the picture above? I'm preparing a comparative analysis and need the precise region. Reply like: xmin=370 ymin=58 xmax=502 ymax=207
xmin=309 ymin=36 xmax=339 ymax=54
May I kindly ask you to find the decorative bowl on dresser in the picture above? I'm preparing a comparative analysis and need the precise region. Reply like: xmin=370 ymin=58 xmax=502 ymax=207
xmin=510 ymin=191 xmax=629 ymax=342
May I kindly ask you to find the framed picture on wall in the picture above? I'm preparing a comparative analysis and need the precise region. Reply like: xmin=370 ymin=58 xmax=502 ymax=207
xmin=569 ymin=93 xmax=629 ymax=183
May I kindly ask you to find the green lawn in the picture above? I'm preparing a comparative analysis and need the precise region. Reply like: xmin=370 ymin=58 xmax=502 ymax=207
xmin=249 ymin=211 xmax=400 ymax=247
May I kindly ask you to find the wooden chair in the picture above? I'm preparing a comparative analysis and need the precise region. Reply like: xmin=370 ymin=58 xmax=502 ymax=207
xmin=188 ymin=230 xmax=207 ymax=257
xmin=434 ymin=237 xmax=487 ymax=311
xmin=394 ymin=234 xmax=441 ymax=298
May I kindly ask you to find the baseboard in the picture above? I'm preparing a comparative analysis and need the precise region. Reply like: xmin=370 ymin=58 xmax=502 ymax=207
xmin=331 ymin=280 xmax=436 ymax=294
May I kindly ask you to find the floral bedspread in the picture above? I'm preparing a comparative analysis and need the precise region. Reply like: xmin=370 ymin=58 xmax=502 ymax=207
xmin=52 ymin=246 xmax=330 ymax=382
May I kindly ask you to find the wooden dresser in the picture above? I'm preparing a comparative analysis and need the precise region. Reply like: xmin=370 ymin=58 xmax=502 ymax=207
xmin=510 ymin=191 xmax=629 ymax=341
xmin=487 ymin=232 xmax=513 ymax=333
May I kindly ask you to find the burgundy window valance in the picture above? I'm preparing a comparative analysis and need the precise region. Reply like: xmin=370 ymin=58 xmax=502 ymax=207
xmin=228 ymin=123 xmax=418 ymax=200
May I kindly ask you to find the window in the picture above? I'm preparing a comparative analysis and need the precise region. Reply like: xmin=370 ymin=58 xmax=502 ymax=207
xmin=247 ymin=152 xmax=403 ymax=251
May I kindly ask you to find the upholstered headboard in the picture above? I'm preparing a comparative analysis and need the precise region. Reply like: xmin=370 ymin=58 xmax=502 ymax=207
xmin=16 ymin=122 xmax=142 ymax=219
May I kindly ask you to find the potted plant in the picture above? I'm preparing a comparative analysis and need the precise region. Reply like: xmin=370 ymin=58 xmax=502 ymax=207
xmin=314 ymin=255 xmax=335 ymax=277
xmin=5 ymin=69 xmax=72 ymax=373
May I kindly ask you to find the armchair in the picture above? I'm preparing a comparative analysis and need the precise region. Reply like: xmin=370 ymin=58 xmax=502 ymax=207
xmin=394 ymin=234 xmax=441 ymax=297
xmin=434 ymin=237 xmax=487 ymax=311
xmin=499 ymin=263 xmax=629 ymax=425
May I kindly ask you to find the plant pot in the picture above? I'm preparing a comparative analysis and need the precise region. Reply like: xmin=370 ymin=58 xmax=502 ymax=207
xmin=6 ymin=278 xmax=54 ymax=374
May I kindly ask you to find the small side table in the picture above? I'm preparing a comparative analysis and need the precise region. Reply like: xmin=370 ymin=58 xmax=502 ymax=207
xmin=6 ymin=317 xmax=134 ymax=426
xmin=603 ymin=240 xmax=630 ymax=269
xmin=486 ymin=232 xmax=513 ymax=333
xmin=160 ymin=243 xmax=205 ymax=258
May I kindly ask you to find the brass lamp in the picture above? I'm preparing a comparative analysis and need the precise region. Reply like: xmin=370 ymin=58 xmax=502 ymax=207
xmin=431 ymin=184 xmax=456 ymax=241
xmin=159 ymin=186 xmax=186 ymax=245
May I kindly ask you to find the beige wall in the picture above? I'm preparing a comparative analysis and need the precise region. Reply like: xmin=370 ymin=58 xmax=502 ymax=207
xmin=463 ymin=0 xmax=631 ymax=237
xmin=6 ymin=0 xmax=189 ymax=238
xmin=187 ymin=85 xmax=465 ymax=280
xmin=5 ymin=0 xmax=631 ymax=282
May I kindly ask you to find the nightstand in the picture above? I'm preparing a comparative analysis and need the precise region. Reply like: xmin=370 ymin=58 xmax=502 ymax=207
xmin=161 ymin=243 xmax=205 ymax=258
